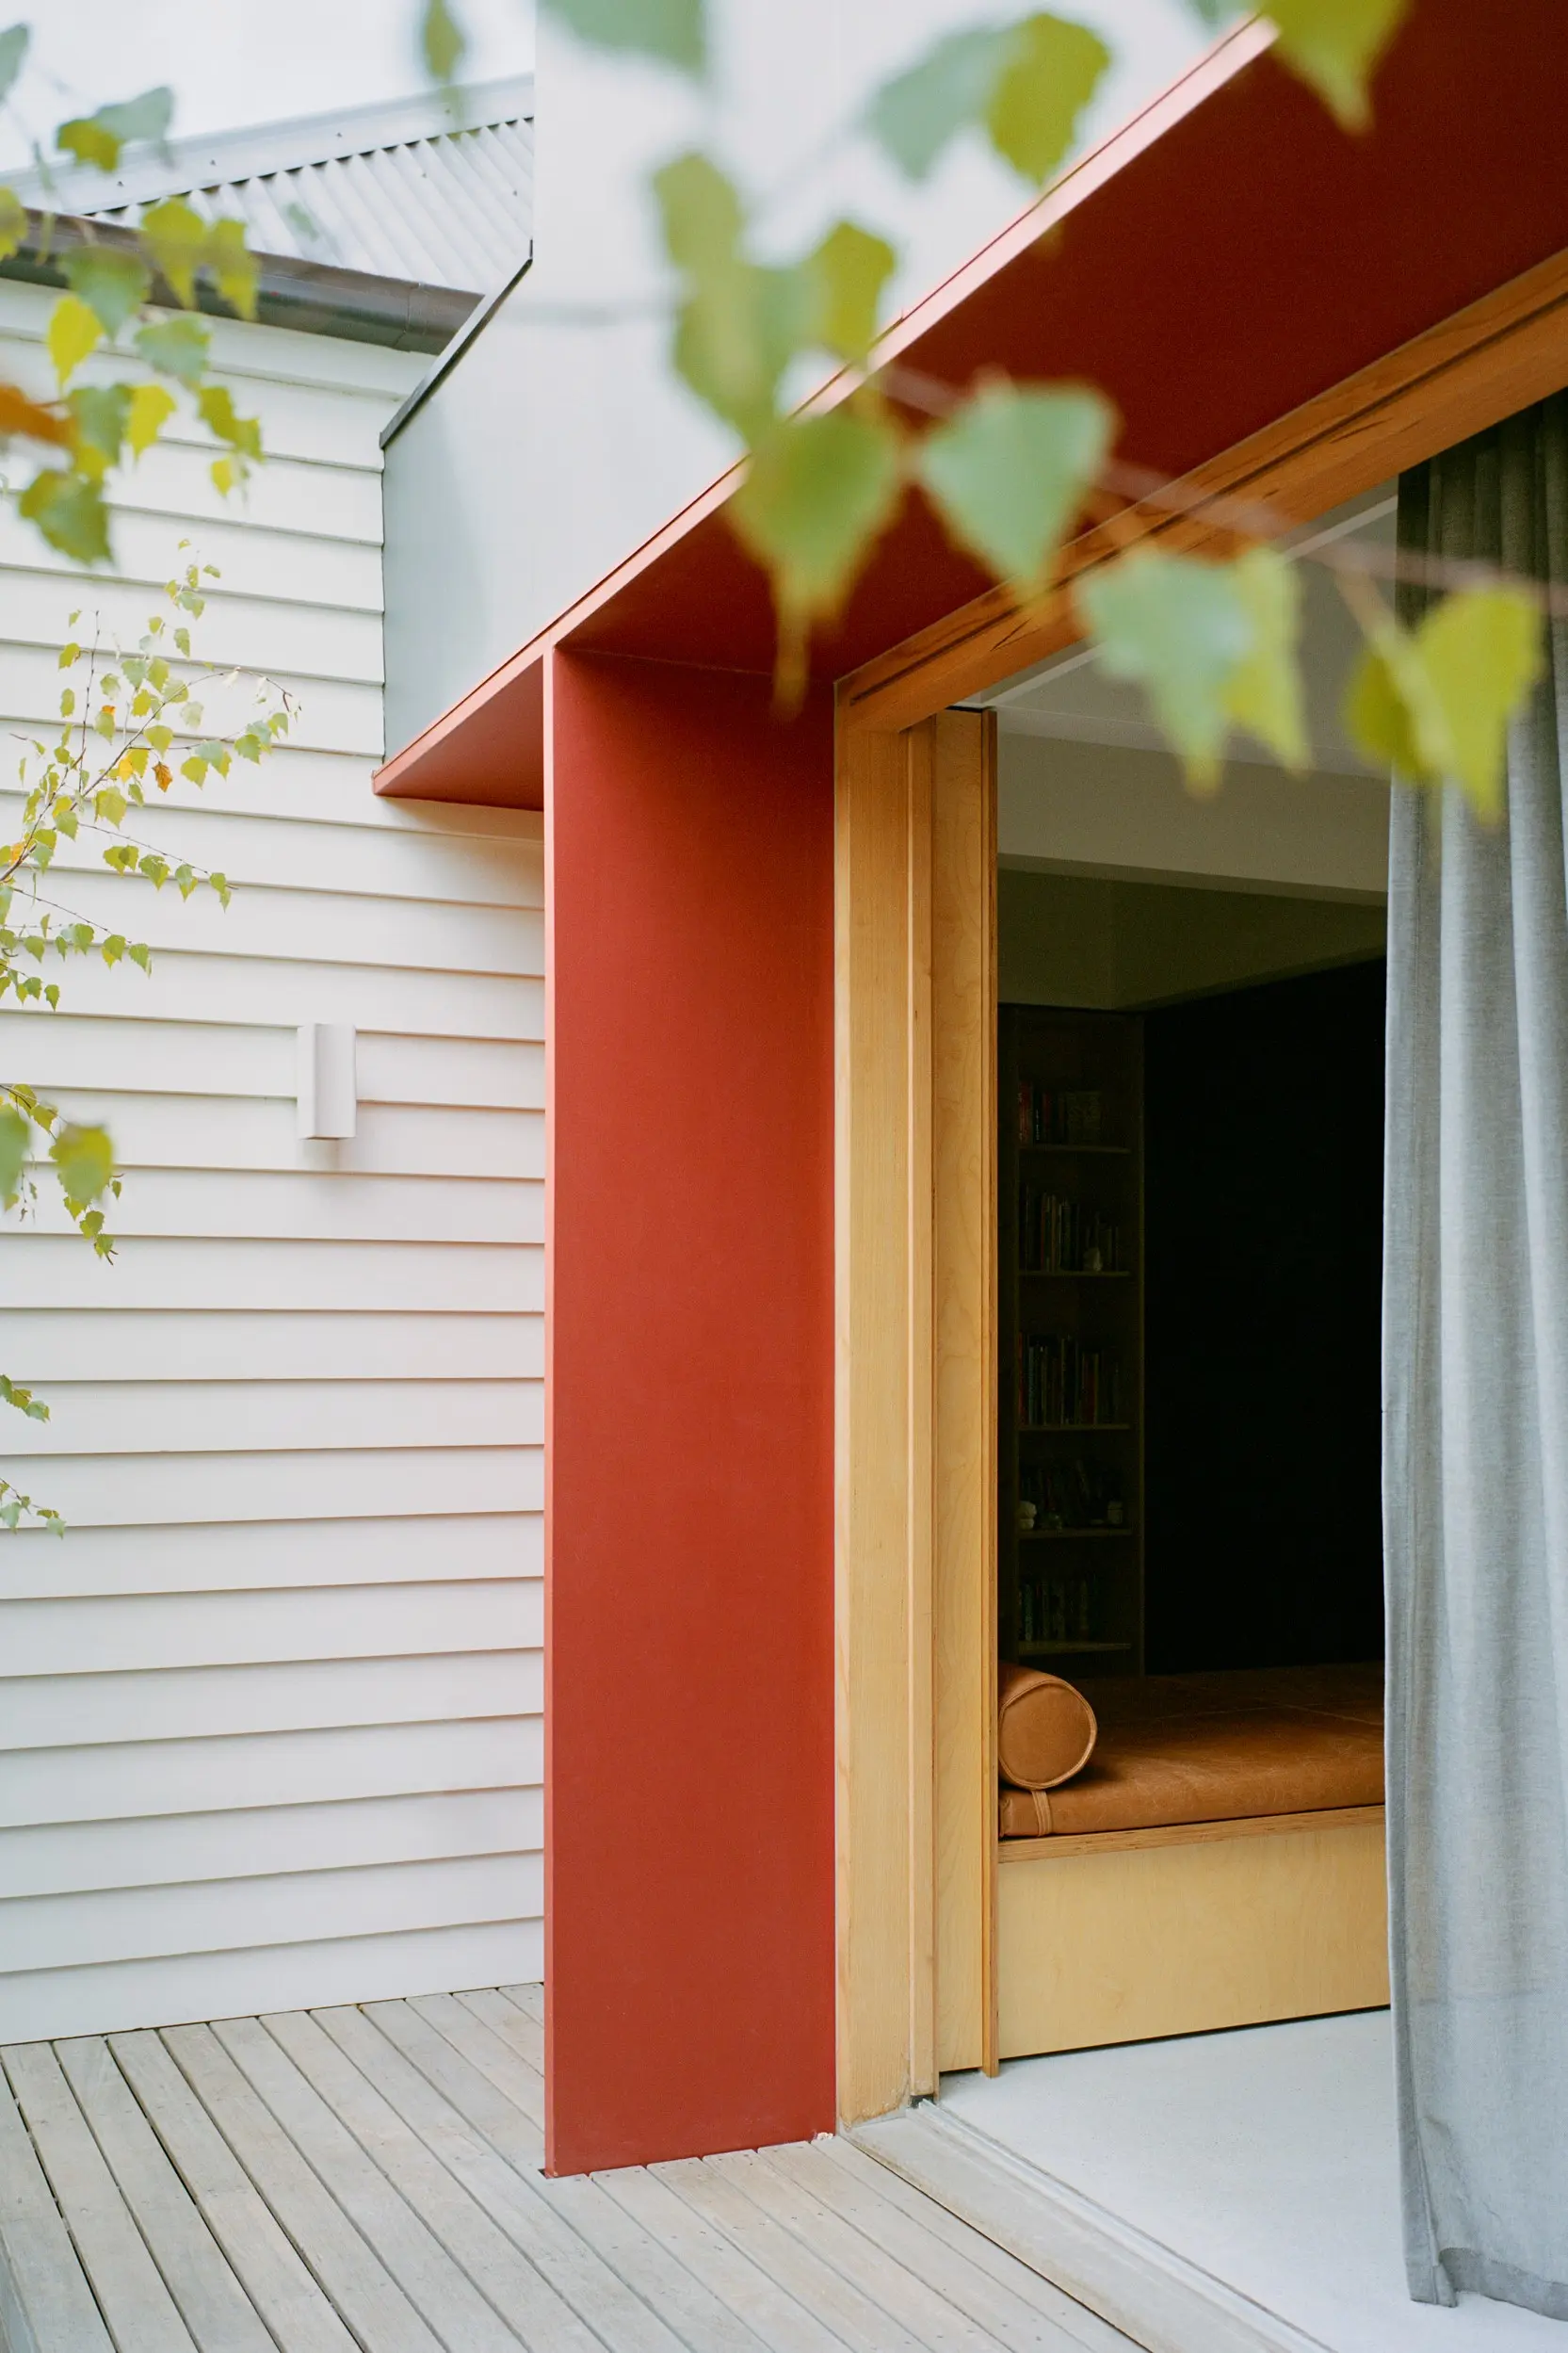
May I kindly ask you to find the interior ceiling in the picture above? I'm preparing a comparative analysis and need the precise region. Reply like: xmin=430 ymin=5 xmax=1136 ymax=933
xmin=978 ymin=487 xmax=1398 ymax=779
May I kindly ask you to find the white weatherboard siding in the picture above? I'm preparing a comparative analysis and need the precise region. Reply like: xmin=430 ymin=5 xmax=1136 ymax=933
xmin=0 ymin=280 xmax=542 ymax=2041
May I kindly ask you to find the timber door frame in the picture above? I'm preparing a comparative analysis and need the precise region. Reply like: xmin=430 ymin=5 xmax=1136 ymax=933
xmin=832 ymin=249 xmax=1568 ymax=2129
xmin=834 ymin=709 xmax=998 ymax=2125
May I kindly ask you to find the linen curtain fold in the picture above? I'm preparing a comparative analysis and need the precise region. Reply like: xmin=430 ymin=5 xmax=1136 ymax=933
xmin=1384 ymin=391 xmax=1568 ymax=2318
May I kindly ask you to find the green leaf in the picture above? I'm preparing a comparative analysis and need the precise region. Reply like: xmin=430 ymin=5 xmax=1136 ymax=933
xmin=1266 ymin=0 xmax=1411 ymax=129
xmin=421 ymin=0 xmax=467 ymax=78
xmin=46 ymin=293 xmax=102 ymax=386
xmin=1223 ymin=545 xmax=1308 ymax=771
xmin=867 ymin=13 xmax=1107 ymax=186
xmin=540 ymin=0 xmax=705 ymax=73
xmin=917 ymin=381 xmax=1111 ymax=592
xmin=986 ymin=14 xmax=1110 ymax=183
xmin=730 ymin=405 xmax=903 ymax=625
xmin=866 ymin=26 xmax=1014 ymax=180
xmin=1345 ymin=589 xmax=1544 ymax=819
xmin=1078 ymin=549 xmax=1254 ymax=788
xmin=139 ymin=196 xmax=206 ymax=308
xmin=93 ymin=784 xmax=127 ymax=826
xmin=125 ymin=381 xmax=175 ymax=458
xmin=0 ymin=1374 xmax=49 ymax=1422
xmin=0 ymin=24 xmax=30 ymax=108
xmin=134 ymin=314 xmax=209 ymax=387
xmin=655 ymin=153 xmax=807 ymax=440
xmin=18 ymin=468 xmax=110 ymax=564
xmin=802 ymin=221 xmax=897 ymax=367
xmin=50 ymin=1121 xmax=114 ymax=1206
xmin=69 ymin=382 xmax=132 ymax=478
xmin=655 ymin=149 xmax=742 ymax=274
xmin=62 ymin=245 xmax=150 ymax=337
xmin=0 ymin=1105 xmax=27 ymax=1204
xmin=57 ymin=86 xmax=174 ymax=172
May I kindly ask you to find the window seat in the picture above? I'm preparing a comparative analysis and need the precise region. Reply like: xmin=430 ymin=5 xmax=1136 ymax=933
xmin=998 ymin=1662 xmax=1384 ymax=1840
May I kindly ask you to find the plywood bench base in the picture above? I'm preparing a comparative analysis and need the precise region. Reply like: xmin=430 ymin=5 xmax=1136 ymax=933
xmin=997 ymin=1805 xmax=1388 ymax=2059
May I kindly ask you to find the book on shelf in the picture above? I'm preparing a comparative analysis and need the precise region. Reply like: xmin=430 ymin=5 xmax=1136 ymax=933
xmin=1016 ymin=1332 xmax=1123 ymax=1427
xmin=1016 ymin=1081 xmax=1104 ymax=1146
xmin=1019 ymin=1573 xmax=1095 ymax=1646
xmin=1018 ymin=1185 xmax=1124 ymax=1273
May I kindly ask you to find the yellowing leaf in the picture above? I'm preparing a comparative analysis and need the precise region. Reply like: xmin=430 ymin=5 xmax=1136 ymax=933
xmin=1267 ymin=0 xmax=1412 ymax=130
xmin=211 ymin=455 xmax=236 ymax=496
xmin=139 ymin=196 xmax=206 ymax=307
xmin=125 ymin=381 xmax=175 ymax=457
xmin=0 ymin=186 xmax=27 ymax=264
xmin=1223 ymin=545 xmax=1308 ymax=771
xmin=50 ymin=1121 xmax=114 ymax=1207
xmin=730 ymin=405 xmax=902 ymax=625
xmin=1420 ymin=588 xmax=1543 ymax=817
xmin=916 ymin=380 xmax=1112 ymax=592
xmin=867 ymin=12 xmax=1107 ymax=187
xmin=802 ymin=220 xmax=896 ymax=367
xmin=1346 ymin=589 xmax=1543 ymax=819
xmin=196 ymin=382 xmax=261 ymax=457
xmin=1078 ymin=549 xmax=1253 ymax=788
xmin=986 ymin=13 xmax=1110 ymax=184
xmin=46 ymin=293 xmax=102 ymax=387
xmin=62 ymin=245 xmax=150 ymax=336
xmin=541 ymin=0 xmax=705 ymax=73
xmin=421 ymin=0 xmax=467 ymax=79
xmin=204 ymin=217 xmax=258 ymax=320
xmin=57 ymin=86 xmax=173 ymax=172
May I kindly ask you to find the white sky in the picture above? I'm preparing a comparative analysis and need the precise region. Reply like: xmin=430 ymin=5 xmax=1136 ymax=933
xmin=0 ymin=1 xmax=535 ymax=168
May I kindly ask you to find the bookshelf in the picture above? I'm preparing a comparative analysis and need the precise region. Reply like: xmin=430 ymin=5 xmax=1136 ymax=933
xmin=998 ymin=1005 xmax=1144 ymax=1677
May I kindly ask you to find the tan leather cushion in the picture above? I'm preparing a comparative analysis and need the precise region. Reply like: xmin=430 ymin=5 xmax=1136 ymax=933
xmin=998 ymin=1663 xmax=1384 ymax=1837
xmin=997 ymin=1663 xmax=1098 ymax=1790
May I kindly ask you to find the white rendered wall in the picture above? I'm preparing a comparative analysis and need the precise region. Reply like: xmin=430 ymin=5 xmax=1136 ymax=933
xmin=384 ymin=0 xmax=1217 ymax=752
xmin=0 ymin=283 xmax=542 ymax=2040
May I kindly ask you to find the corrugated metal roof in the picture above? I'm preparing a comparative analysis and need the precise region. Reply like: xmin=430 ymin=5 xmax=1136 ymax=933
xmin=8 ymin=76 xmax=532 ymax=298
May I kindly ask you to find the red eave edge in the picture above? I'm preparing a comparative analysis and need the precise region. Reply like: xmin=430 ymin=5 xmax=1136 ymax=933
xmin=372 ymin=17 xmax=1274 ymax=808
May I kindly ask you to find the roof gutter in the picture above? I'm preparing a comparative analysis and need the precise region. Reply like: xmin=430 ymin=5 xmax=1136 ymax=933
xmin=1 ymin=210 xmax=478 ymax=355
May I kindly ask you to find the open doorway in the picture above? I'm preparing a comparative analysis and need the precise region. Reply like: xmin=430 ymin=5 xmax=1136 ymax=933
xmin=977 ymin=489 xmax=1396 ymax=2069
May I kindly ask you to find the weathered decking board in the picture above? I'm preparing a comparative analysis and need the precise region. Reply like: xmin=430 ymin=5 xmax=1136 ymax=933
xmin=0 ymin=1987 xmax=1133 ymax=2353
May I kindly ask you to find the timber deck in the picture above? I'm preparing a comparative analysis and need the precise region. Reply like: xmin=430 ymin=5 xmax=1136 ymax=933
xmin=0 ymin=1984 xmax=1135 ymax=2352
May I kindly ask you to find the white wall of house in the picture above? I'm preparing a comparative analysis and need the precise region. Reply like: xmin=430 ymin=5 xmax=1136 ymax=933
xmin=0 ymin=283 xmax=542 ymax=2041
xmin=385 ymin=0 xmax=1213 ymax=750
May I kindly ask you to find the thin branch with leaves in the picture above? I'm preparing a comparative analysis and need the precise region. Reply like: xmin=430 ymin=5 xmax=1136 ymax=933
xmin=0 ymin=559 xmax=293 ymax=1527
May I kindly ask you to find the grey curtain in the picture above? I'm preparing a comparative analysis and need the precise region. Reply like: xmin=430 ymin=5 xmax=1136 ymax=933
xmin=1384 ymin=391 xmax=1568 ymax=2318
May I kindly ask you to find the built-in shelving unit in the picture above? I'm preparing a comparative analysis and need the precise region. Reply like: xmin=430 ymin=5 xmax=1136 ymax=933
xmin=998 ymin=1005 xmax=1144 ymax=1677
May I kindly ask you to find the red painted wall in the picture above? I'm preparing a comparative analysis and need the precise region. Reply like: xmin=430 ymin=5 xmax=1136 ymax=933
xmin=544 ymin=651 xmax=836 ymax=2173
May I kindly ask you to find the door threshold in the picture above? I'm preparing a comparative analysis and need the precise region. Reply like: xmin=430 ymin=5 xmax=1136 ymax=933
xmin=850 ymin=2100 xmax=1332 ymax=2353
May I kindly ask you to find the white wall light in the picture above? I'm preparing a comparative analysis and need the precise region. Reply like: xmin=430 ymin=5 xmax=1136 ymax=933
xmin=297 ymin=1023 xmax=357 ymax=1140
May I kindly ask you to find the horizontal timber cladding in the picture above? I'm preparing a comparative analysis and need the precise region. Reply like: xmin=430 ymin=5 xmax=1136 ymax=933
xmin=0 ymin=281 xmax=542 ymax=2038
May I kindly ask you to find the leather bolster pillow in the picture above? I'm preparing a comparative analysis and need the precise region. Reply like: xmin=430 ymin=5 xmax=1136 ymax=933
xmin=998 ymin=1663 xmax=1098 ymax=1791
